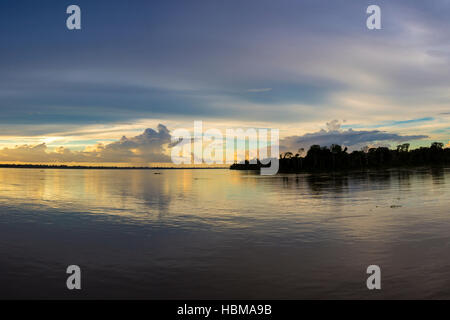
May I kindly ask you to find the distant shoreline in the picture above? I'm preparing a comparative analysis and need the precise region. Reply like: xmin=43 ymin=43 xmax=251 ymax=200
xmin=230 ymin=142 xmax=450 ymax=173
xmin=0 ymin=164 xmax=227 ymax=170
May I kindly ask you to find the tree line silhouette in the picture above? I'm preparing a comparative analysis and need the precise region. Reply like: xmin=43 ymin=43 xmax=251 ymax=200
xmin=230 ymin=142 xmax=450 ymax=173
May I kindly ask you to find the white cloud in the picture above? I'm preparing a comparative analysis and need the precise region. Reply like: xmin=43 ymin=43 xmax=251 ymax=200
xmin=0 ymin=125 xmax=172 ymax=164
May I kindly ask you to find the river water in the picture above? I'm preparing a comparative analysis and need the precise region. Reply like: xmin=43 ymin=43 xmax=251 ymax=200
xmin=1 ymin=167 xmax=449 ymax=299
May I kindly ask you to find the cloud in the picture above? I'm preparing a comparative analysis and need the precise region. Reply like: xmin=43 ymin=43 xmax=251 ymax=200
xmin=326 ymin=120 xmax=341 ymax=131
xmin=342 ymin=117 xmax=435 ymax=129
xmin=0 ymin=125 xmax=172 ymax=164
xmin=280 ymin=121 xmax=429 ymax=152
xmin=1 ymin=1 xmax=450 ymax=149
xmin=89 ymin=124 xmax=172 ymax=162
xmin=246 ymin=88 xmax=273 ymax=93
xmin=2 ymin=0 xmax=450 ymax=131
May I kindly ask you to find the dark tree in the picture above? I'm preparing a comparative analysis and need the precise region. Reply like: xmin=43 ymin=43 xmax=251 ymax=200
xmin=230 ymin=142 xmax=450 ymax=173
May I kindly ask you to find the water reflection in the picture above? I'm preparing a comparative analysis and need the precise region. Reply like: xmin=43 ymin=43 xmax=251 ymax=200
xmin=0 ymin=169 xmax=175 ymax=220
xmin=1 ymin=167 xmax=450 ymax=299
xmin=431 ymin=167 xmax=445 ymax=185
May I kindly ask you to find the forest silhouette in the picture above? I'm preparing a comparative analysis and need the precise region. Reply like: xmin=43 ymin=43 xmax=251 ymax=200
xmin=230 ymin=142 xmax=450 ymax=173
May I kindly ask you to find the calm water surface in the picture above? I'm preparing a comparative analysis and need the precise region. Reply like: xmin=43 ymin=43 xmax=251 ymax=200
xmin=1 ymin=167 xmax=450 ymax=299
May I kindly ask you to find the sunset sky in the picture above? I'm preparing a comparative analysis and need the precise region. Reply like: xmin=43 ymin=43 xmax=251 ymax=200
xmin=1 ymin=0 xmax=450 ymax=164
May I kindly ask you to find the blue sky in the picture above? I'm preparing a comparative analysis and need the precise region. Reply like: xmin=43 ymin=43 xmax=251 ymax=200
xmin=1 ymin=0 xmax=450 ymax=162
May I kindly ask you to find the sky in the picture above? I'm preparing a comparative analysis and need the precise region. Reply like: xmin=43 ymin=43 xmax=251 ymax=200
xmin=1 ymin=0 xmax=450 ymax=164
